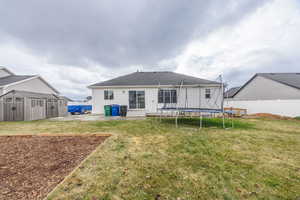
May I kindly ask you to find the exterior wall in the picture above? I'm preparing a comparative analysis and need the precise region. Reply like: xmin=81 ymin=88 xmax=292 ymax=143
xmin=92 ymin=88 xmax=155 ymax=116
xmin=234 ymin=76 xmax=300 ymax=100
xmin=92 ymin=86 xmax=222 ymax=116
xmin=0 ymin=88 xmax=3 ymax=96
xmin=0 ymin=100 xmax=3 ymax=121
xmin=26 ymin=98 xmax=47 ymax=121
xmin=226 ymin=99 xmax=300 ymax=117
xmin=4 ymin=77 xmax=58 ymax=95
xmin=58 ymin=99 xmax=68 ymax=117
xmin=0 ymin=69 xmax=11 ymax=78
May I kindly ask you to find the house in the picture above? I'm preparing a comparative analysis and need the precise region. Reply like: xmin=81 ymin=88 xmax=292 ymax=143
xmin=0 ymin=67 xmax=67 ymax=121
xmin=88 ymin=71 xmax=223 ymax=116
xmin=0 ymin=67 xmax=59 ymax=95
xmin=224 ymin=86 xmax=241 ymax=98
xmin=226 ymin=73 xmax=300 ymax=117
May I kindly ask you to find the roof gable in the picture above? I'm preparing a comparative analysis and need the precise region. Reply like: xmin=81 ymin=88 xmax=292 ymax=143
xmin=258 ymin=73 xmax=300 ymax=90
xmin=232 ymin=73 xmax=300 ymax=98
xmin=89 ymin=71 xmax=220 ymax=87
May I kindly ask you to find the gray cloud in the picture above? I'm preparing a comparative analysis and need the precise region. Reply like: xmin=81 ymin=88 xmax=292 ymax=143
xmin=0 ymin=0 xmax=268 ymax=69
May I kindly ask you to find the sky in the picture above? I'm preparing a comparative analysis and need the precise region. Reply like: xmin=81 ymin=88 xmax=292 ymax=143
xmin=0 ymin=0 xmax=299 ymax=99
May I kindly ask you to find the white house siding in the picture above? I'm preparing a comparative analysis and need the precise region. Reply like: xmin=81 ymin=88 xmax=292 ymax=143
xmin=3 ymin=77 xmax=58 ymax=95
xmin=226 ymin=99 xmax=300 ymax=117
xmin=0 ymin=69 xmax=11 ymax=78
xmin=234 ymin=76 xmax=300 ymax=100
xmin=92 ymin=86 xmax=222 ymax=116
xmin=227 ymin=75 xmax=300 ymax=117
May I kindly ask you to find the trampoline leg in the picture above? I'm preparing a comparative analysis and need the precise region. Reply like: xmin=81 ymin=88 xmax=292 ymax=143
xmin=160 ymin=109 xmax=162 ymax=122
xmin=200 ymin=114 xmax=202 ymax=129
xmin=222 ymin=112 xmax=225 ymax=129
xmin=231 ymin=114 xmax=234 ymax=128
xmin=175 ymin=112 xmax=178 ymax=128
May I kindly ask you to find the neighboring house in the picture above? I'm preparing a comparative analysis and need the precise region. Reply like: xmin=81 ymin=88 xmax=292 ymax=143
xmin=88 ymin=71 xmax=222 ymax=116
xmin=226 ymin=73 xmax=300 ymax=117
xmin=0 ymin=67 xmax=59 ymax=95
xmin=224 ymin=86 xmax=241 ymax=99
xmin=0 ymin=67 xmax=67 ymax=121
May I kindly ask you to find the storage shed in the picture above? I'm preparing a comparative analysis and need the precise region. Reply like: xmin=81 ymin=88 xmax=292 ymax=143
xmin=0 ymin=90 xmax=67 ymax=121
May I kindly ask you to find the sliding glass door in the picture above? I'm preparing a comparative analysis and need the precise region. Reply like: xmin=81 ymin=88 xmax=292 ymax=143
xmin=129 ymin=91 xmax=145 ymax=109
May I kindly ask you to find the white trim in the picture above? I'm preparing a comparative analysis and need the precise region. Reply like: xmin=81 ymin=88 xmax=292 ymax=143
xmin=88 ymin=84 xmax=221 ymax=89
xmin=0 ymin=67 xmax=15 ymax=76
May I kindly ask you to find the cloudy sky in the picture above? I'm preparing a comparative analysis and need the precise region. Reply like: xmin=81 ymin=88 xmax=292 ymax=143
xmin=0 ymin=0 xmax=299 ymax=99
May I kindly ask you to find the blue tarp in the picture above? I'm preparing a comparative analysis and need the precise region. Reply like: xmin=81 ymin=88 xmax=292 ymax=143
xmin=68 ymin=105 xmax=92 ymax=114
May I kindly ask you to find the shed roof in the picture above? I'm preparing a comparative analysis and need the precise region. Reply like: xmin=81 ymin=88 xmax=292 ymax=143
xmin=89 ymin=71 xmax=220 ymax=87
xmin=0 ymin=90 xmax=59 ymax=99
xmin=0 ymin=75 xmax=35 ymax=86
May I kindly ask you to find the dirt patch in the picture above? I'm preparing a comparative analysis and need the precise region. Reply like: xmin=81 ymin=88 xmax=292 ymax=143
xmin=244 ymin=113 xmax=293 ymax=120
xmin=0 ymin=135 xmax=108 ymax=200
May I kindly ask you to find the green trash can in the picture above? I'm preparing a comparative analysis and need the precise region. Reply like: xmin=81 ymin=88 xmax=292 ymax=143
xmin=104 ymin=105 xmax=111 ymax=116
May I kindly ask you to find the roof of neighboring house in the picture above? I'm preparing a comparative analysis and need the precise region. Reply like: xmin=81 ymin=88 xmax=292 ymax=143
xmin=0 ymin=67 xmax=14 ymax=76
xmin=89 ymin=71 xmax=220 ymax=87
xmin=0 ymin=90 xmax=59 ymax=99
xmin=232 ymin=73 xmax=300 ymax=98
xmin=0 ymin=75 xmax=36 ymax=86
xmin=60 ymin=96 xmax=73 ymax=102
xmin=224 ymin=86 xmax=241 ymax=98
xmin=0 ymin=68 xmax=60 ymax=94
xmin=258 ymin=73 xmax=300 ymax=90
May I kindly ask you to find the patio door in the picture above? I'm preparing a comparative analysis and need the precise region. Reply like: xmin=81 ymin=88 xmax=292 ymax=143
xmin=129 ymin=91 xmax=145 ymax=109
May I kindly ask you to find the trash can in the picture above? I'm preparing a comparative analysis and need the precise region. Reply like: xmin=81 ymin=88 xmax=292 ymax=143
xmin=120 ymin=105 xmax=128 ymax=117
xmin=111 ymin=104 xmax=120 ymax=116
xmin=104 ymin=105 xmax=111 ymax=116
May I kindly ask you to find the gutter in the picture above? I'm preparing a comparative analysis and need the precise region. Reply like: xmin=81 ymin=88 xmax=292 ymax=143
xmin=87 ymin=84 xmax=222 ymax=89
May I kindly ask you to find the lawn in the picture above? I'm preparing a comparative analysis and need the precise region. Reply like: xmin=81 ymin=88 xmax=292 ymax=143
xmin=0 ymin=117 xmax=299 ymax=200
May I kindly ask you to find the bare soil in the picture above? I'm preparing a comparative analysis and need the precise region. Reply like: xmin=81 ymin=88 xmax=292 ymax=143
xmin=0 ymin=135 xmax=108 ymax=200
xmin=244 ymin=113 xmax=293 ymax=120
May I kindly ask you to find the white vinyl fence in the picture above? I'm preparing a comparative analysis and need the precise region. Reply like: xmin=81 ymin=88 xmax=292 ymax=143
xmin=226 ymin=99 xmax=300 ymax=117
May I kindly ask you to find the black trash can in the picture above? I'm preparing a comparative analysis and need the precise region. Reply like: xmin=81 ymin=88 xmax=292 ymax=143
xmin=120 ymin=105 xmax=128 ymax=117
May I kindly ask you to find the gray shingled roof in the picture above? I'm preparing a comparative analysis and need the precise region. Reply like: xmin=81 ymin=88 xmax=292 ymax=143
xmin=0 ymin=75 xmax=35 ymax=86
xmin=224 ymin=86 xmax=241 ymax=98
xmin=258 ymin=73 xmax=300 ymax=89
xmin=89 ymin=71 xmax=220 ymax=87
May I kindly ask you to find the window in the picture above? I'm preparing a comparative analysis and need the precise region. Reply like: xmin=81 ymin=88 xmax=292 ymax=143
xmin=205 ymin=89 xmax=211 ymax=99
xmin=5 ymin=98 xmax=12 ymax=103
xmin=31 ymin=99 xmax=36 ymax=107
xmin=15 ymin=97 xmax=23 ymax=102
xmin=158 ymin=89 xmax=177 ymax=103
xmin=129 ymin=91 xmax=145 ymax=109
xmin=104 ymin=90 xmax=114 ymax=100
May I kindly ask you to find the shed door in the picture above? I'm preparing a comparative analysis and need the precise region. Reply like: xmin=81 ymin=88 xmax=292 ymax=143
xmin=46 ymin=99 xmax=58 ymax=118
xmin=4 ymin=97 xmax=24 ymax=121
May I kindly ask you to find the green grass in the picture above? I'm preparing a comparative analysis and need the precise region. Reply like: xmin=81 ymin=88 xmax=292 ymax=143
xmin=0 ymin=118 xmax=299 ymax=200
